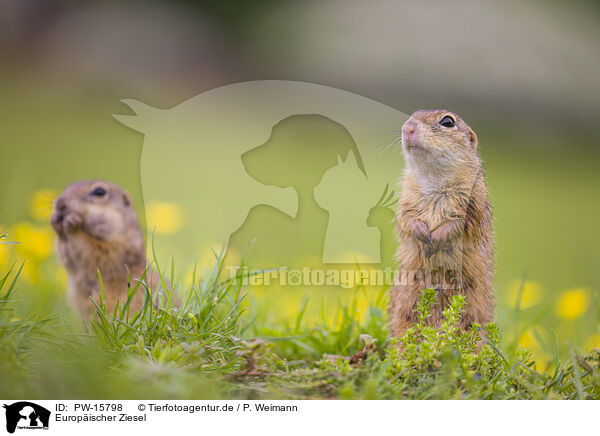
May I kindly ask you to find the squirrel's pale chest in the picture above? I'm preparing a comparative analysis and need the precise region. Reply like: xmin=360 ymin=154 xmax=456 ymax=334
xmin=414 ymin=189 xmax=468 ymax=229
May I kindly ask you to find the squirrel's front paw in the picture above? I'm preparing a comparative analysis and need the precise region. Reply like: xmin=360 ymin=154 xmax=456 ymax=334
xmin=63 ymin=213 xmax=83 ymax=233
xmin=412 ymin=220 xmax=432 ymax=244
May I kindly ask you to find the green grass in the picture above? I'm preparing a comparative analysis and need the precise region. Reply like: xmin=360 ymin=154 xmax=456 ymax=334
xmin=1 ymin=251 xmax=599 ymax=400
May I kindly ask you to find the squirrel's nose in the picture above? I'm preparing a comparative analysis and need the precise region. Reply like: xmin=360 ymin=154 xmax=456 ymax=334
xmin=54 ymin=197 xmax=67 ymax=215
xmin=51 ymin=199 xmax=67 ymax=233
xmin=402 ymin=120 xmax=418 ymax=138
xmin=55 ymin=197 xmax=67 ymax=213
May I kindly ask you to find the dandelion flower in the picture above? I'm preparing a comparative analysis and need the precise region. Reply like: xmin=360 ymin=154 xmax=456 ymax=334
xmin=517 ymin=329 xmax=549 ymax=368
xmin=505 ymin=279 xmax=543 ymax=309
xmin=55 ymin=267 xmax=68 ymax=287
xmin=0 ymin=245 xmax=7 ymax=268
xmin=30 ymin=189 xmax=57 ymax=221
xmin=518 ymin=330 xmax=537 ymax=350
xmin=555 ymin=287 xmax=590 ymax=320
xmin=146 ymin=202 xmax=184 ymax=235
xmin=14 ymin=222 xmax=53 ymax=259
xmin=586 ymin=333 xmax=600 ymax=351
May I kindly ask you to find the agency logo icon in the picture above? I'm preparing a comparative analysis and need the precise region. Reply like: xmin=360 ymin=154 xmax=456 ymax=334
xmin=3 ymin=402 xmax=50 ymax=434
xmin=114 ymin=80 xmax=407 ymax=278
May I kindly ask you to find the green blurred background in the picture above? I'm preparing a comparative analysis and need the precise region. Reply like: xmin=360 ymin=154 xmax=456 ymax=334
xmin=1 ymin=0 xmax=600 ymax=359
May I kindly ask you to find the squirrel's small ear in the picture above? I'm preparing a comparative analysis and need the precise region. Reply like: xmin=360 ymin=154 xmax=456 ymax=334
xmin=468 ymin=128 xmax=478 ymax=149
xmin=122 ymin=193 xmax=131 ymax=207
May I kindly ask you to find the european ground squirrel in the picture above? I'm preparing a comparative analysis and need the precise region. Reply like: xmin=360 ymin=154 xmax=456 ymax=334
xmin=390 ymin=110 xmax=494 ymax=337
xmin=51 ymin=180 xmax=161 ymax=319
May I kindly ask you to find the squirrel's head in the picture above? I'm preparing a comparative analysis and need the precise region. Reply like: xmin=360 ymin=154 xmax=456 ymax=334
xmin=51 ymin=180 xmax=137 ymax=242
xmin=401 ymin=110 xmax=479 ymax=173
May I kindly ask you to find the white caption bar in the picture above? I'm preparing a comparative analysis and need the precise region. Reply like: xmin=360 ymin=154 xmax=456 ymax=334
xmin=0 ymin=400 xmax=593 ymax=436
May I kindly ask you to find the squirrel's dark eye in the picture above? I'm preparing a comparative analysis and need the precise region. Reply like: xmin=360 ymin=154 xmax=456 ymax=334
xmin=439 ymin=116 xmax=455 ymax=128
xmin=91 ymin=187 xmax=106 ymax=197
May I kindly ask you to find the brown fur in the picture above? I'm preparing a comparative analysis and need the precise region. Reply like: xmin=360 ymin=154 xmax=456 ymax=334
xmin=51 ymin=180 xmax=158 ymax=319
xmin=390 ymin=110 xmax=494 ymax=337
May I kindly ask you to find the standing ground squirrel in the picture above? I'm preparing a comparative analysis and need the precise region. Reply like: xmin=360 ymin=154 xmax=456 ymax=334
xmin=51 ymin=180 xmax=159 ymax=319
xmin=390 ymin=110 xmax=494 ymax=337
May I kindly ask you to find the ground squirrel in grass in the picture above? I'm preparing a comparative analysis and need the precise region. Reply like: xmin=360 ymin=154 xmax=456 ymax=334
xmin=390 ymin=110 xmax=494 ymax=338
xmin=51 ymin=180 xmax=161 ymax=319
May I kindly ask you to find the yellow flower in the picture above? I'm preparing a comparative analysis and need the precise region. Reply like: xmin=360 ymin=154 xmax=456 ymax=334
xmin=55 ymin=267 xmax=68 ymax=287
xmin=198 ymin=244 xmax=226 ymax=270
xmin=354 ymin=295 xmax=369 ymax=321
xmin=14 ymin=222 xmax=54 ymax=260
xmin=555 ymin=287 xmax=591 ymax=320
xmin=517 ymin=329 xmax=550 ymax=369
xmin=146 ymin=202 xmax=184 ymax=235
xmin=0 ymin=245 xmax=7 ymax=269
xmin=20 ymin=260 xmax=40 ymax=283
xmin=518 ymin=330 xmax=537 ymax=350
xmin=586 ymin=334 xmax=600 ymax=351
xmin=505 ymin=279 xmax=543 ymax=309
xmin=30 ymin=189 xmax=57 ymax=221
